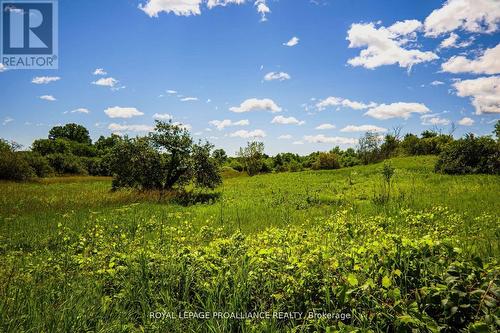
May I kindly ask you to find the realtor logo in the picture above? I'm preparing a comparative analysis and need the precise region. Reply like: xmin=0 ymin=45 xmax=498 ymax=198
xmin=1 ymin=0 xmax=58 ymax=69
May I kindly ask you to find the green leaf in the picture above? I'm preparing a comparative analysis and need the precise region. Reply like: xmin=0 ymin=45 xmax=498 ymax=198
xmin=347 ymin=273 xmax=358 ymax=287
xmin=382 ymin=275 xmax=392 ymax=288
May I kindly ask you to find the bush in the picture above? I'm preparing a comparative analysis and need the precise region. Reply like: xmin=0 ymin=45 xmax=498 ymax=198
xmin=20 ymin=152 xmax=54 ymax=177
xmin=312 ymin=152 xmax=340 ymax=170
xmin=0 ymin=140 xmax=35 ymax=181
xmin=46 ymin=153 xmax=87 ymax=175
xmin=435 ymin=134 xmax=500 ymax=175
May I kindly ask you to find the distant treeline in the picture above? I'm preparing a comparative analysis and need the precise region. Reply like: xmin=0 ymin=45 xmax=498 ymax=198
xmin=1 ymin=121 xmax=500 ymax=182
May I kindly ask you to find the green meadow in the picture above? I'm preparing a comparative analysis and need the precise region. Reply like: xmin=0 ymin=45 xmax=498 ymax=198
xmin=1 ymin=156 xmax=499 ymax=332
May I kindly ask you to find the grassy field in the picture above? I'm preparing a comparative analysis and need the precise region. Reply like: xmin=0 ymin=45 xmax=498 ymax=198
xmin=1 ymin=156 xmax=499 ymax=332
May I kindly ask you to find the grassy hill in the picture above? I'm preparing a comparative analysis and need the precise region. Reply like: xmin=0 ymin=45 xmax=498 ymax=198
xmin=1 ymin=156 xmax=499 ymax=332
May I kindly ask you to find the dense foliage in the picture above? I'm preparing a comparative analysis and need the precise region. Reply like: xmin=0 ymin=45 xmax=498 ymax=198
xmin=110 ymin=121 xmax=222 ymax=193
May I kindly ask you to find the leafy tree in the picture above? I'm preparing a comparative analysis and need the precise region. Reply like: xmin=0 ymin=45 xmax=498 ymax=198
xmin=237 ymin=142 xmax=265 ymax=176
xmin=380 ymin=134 xmax=399 ymax=158
xmin=357 ymin=132 xmax=382 ymax=164
xmin=192 ymin=142 xmax=222 ymax=189
xmin=435 ymin=134 xmax=500 ymax=175
xmin=212 ymin=148 xmax=228 ymax=166
xmin=0 ymin=139 xmax=35 ymax=181
xmin=311 ymin=152 xmax=340 ymax=170
xmin=494 ymin=120 xmax=500 ymax=141
xmin=48 ymin=123 xmax=92 ymax=144
xmin=95 ymin=134 xmax=122 ymax=155
xmin=110 ymin=121 xmax=221 ymax=194
xmin=32 ymin=138 xmax=71 ymax=156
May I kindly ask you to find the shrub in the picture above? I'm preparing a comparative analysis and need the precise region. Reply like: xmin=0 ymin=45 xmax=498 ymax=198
xmin=20 ymin=152 xmax=54 ymax=177
xmin=312 ymin=152 xmax=340 ymax=170
xmin=46 ymin=153 xmax=87 ymax=175
xmin=32 ymin=138 xmax=71 ymax=156
xmin=435 ymin=134 xmax=500 ymax=175
xmin=357 ymin=132 xmax=382 ymax=164
xmin=0 ymin=140 xmax=35 ymax=181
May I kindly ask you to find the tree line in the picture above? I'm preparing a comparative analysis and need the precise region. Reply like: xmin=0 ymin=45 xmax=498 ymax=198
xmin=1 ymin=121 xmax=499 ymax=188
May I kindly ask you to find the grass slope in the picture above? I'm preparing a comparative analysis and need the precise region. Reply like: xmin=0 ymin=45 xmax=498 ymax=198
xmin=0 ymin=156 xmax=499 ymax=332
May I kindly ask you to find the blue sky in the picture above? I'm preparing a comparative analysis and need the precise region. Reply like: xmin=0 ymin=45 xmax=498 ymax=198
xmin=1 ymin=0 xmax=499 ymax=155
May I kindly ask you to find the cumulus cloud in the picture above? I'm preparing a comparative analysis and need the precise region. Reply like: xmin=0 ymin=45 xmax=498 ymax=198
xmin=283 ymin=36 xmax=299 ymax=47
xmin=93 ymin=68 xmax=107 ymax=75
xmin=346 ymin=21 xmax=438 ymax=70
xmin=364 ymin=102 xmax=431 ymax=119
xmin=166 ymin=90 xmax=177 ymax=94
xmin=438 ymin=32 xmax=473 ymax=49
xmin=278 ymin=134 xmax=292 ymax=139
xmin=230 ymin=98 xmax=282 ymax=113
xmin=453 ymin=76 xmax=500 ymax=114
xmin=104 ymin=106 xmax=144 ymax=118
xmin=32 ymin=76 xmax=60 ymax=84
xmin=315 ymin=123 xmax=336 ymax=130
xmin=139 ymin=0 xmax=270 ymax=20
xmin=172 ymin=122 xmax=192 ymax=130
xmin=316 ymin=96 xmax=377 ymax=110
xmin=441 ymin=44 xmax=500 ymax=75
xmin=209 ymin=119 xmax=249 ymax=130
xmin=153 ymin=113 xmax=173 ymax=120
xmin=92 ymin=77 xmax=118 ymax=87
xmin=303 ymin=134 xmax=357 ymax=145
xmin=108 ymin=123 xmax=154 ymax=133
xmin=421 ymin=114 xmax=451 ymax=126
xmin=229 ymin=129 xmax=266 ymax=138
xmin=458 ymin=117 xmax=475 ymax=126
xmin=424 ymin=0 xmax=500 ymax=37
xmin=264 ymin=71 xmax=291 ymax=81
xmin=340 ymin=125 xmax=387 ymax=132
xmin=40 ymin=95 xmax=56 ymax=101
xmin=271 ymin=115 xmax=305 ymax=125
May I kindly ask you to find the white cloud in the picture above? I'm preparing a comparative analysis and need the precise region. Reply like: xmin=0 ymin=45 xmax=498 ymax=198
xmin=167 ymin=90 xmax=177 ymax=94
xmin=229 ymin=129 xmax=266 ymax=138
xmin=172 ymin=122 xmax=192 ymax=130
xmin=458 ymin=117 xmax=475 ymax=126
xmin=303 ymin=134 xmax=357 ymax=145
xmin=441 ymin=44 xmax=500 ymax=75
xmin=255 ymin=0 xmax=270 ymax=22
xmin=209 ymin=119 xmax=249 ymax=130
xmin=438 ymin=32 xmax=473 ymax=49
xmin=153 ymin=113 xmax=173 ymax=120
xmin=316 ymin=96 xmax=377 ymax=110
xmin=421 ymin=114 xmax=451 ymax=126
xmin=108 ymin=123 xmax=154 ymax=133
xmin=230 ymin=98 xmax=282 ymax=113
xmin=0 ymin=63 xmax=6 ymax=72
xmin=424 ymin=0 xmax=500 ymax=37
xmin=264 ymin=71 xmax=291 ymax=81
xmin=69 ymin=108 xmax=90 ymax=114
xmin=453 ymin=76 xmax=500 ymax=114
xmin=315 ymin=123 xmax=336 ymax=130
xmin=340 ymin=125 xmax=387 ymax=132
xmin=92 ymin=77 xmax=118 ymax=87
xmin=283 ymin=36 xmax=299 ymax=47
xmin=40 ymin=95 xmax=56 ymax=101
xmin=292 ymin=141 xmax=304 ymax=145
xmin=2 ymin=117 xmax=14 ymax=125
xmin=271 ymin=115 xmax=305 ymax=125
xmin=93 ymin=68 xmax=107 ymax=75
xmin=365 ymin=102 xmax=431 ymax=119
xmin=346 ymin=21 xmax=438 ymax=70
xmin=32 ymin=76 xmax=60 ymax=84
xmin=430 ymin=80 xmax=445 ymax=86
xmin=139 ymin=0 xmax=269 ymax=20
xmin=278 ymin=134 xmax=292 ymax=139
xmin=180 ymin=97 xmax=198 ymax=102
xmin=104 ymin=106 xmax=144 ymax=118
